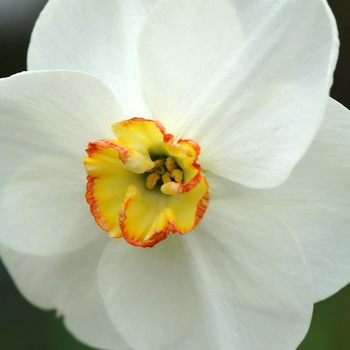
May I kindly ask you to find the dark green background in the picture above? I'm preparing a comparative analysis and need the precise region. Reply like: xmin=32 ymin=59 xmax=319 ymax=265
xmin=1 ymin=1 xmax=349 ymax=349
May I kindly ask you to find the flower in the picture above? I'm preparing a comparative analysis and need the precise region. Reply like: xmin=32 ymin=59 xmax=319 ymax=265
xmin=0 ymin=0 xmax=349 ymax=349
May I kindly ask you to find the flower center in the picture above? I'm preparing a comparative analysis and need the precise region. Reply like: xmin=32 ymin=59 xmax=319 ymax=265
xmin=83 ymin=118 xmax=209 ymax=247
xmin=146 ymin=157 xmax=183 ymax=190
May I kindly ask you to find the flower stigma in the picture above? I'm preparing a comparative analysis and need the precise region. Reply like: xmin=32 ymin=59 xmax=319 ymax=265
xmin=83 ymin=118 xmax=210 ymax=247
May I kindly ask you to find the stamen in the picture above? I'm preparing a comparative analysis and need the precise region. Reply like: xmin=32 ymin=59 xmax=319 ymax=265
xmin=154 ymin=159 xmax=165 ymax=167
xmin=162 ymin=171 xmax=172 ymax=184
xmin=165 ymin=157 xmax=176 ymax=172
xmin=145 ymin=156 xmax=184 ymax=190
xmin=155 ymin=165 xmax=166 ymax=174
xmin=146 ymin=172 xmax=161 ymax=190
xmin=146 ymin=158 xmax=165 ymax=172
xmin=171 ymin=169 xmax=183 ymax=183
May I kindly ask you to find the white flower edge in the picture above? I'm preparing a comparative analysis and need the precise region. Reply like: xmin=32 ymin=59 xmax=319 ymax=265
xmin=0 ymin=236 xmax=132 ymax=350
xmin=28 ymin=0 xmax=339 ymax=189
xmin=28 ymin=0 xmax=160 ymax=118
xmin=0 ymin=70 xmax=123 ymax=255
xmin=138 ymin=0 xmax=339 ymax=188
xmin=208 ymin=97 xmax=350 ymax=302
xmin=1 ymin=201 xmax=313 ymax=350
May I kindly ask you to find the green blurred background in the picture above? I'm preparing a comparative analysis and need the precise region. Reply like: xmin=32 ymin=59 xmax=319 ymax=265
xmin=0 ymin=0 xmax=349 ymax=349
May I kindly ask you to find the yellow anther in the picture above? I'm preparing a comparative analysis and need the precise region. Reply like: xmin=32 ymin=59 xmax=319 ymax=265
xmin=162 ymin=171 xmax=172 ymax=184
xmin=155 ymin=165 xmax=166 ymax=174
xmin=165 ymin=157 xmax=177 ymax=172
xmin=171 ymin=169 xmax=183 ymax=183
xmin=154 ymin=158 xmax=165 ymax=167
xmin=146 ymin=156 xmax=183 ymax=190
xmin=146 ymin=172 xmax=161 ymax=190
xmin=146 ymin=158 xmax=166 ymax=173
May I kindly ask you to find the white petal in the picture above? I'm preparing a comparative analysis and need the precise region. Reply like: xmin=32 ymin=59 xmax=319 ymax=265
xmin=99 ymin=202 xmax=313 ymax=350
xmin=213 ymin=98 xmax=350 ymax=302
xmin=0 ymin=155 xmax=99 ymax=255
xmin=182 ymin=201 xmax=313 ymax=350
xmin=0 ymin=71 xmax=122 ymax=183
xmin=0 ymin=237 xmax=132 ymax=350
xmin=139 ymin=0 xmax=338 ymax=188
xmin=28 ymin=0 xmax=160 ymax=118
xmin=0 ymin=71 xmax=122 ymax=254
xmin=98 ymin=236 xmax=200 ymax=350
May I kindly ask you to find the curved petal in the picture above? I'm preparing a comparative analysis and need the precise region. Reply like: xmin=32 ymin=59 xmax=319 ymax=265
xmin=139 ymin=0 xmax=338 ymax=188
xmin=182 ymin=201 xmax=313 ymax=350
xmin=0 ymin=71 xmax=123 ymax=254
xmin=98 ymin=201 xmax=313 ymax=350
xmin=28 ymin=0 xmax=160 ymax=118
xmin=0 ymin=236 xmax=132 ymax=350
xmin=0 ymin=156 xmax=101 ymax=255
xmin=98 ymin=236 xmax=200 ymax=350
xmin=215 ymin=98 xmax=350 ymax=302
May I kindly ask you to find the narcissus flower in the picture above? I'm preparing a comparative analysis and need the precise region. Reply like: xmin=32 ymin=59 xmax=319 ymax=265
xmin=0 ymin=0 xmax=349 ymax=349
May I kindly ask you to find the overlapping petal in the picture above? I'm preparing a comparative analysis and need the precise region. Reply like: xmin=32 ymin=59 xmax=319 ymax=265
xmin=28 ymin=0 xmax=160 ymax=117
xmin=98 ymin=200 xmax=313 ymax=350
xmin=1 ymin=236 xmax=132 ymax=350
xmin=0 ymin=71 xmax=123 ymax=254
xmin=139 ymin=0 xmax=338 ymax=188
xmin=208 ymin=98 xmax=350 ymax=302
xmin=185 ymin=201 xmax=313 ymax=350
xmin=98 ymin=236 xmax=200 ymax=350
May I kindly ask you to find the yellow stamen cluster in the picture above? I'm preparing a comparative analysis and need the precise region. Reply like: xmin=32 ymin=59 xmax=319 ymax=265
xmin=146 ymin=157 xmax=183 ymax=190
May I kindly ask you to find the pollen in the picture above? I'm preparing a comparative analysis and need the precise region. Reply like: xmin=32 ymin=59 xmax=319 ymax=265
xmin=171 ymin=169 xmax=183 ymax=183
xmin=146 ymin=172 xmax=161 ymax=189
xmin=165 ymin=157 xmax=177 ymax=172
xmin=146 ymin=156 xmax=184 ymax=190
xmin=162 ymin=171 xmax=172 ymax=184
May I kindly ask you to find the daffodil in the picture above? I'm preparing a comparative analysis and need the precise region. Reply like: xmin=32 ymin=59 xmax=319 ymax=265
xmin=0 ymin=0 xmax=349 ymax=349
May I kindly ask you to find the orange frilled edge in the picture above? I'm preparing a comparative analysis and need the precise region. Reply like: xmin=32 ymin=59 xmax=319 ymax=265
xmin=84 ymin=118 xmax=210 ymax=247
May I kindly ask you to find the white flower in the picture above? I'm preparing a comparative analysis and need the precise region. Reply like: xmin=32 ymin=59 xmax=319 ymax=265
xmin=0 ymin=0 xmax=349 ymax=349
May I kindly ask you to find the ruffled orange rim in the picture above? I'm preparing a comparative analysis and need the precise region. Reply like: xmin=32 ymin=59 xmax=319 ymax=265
xmin=84 ymin=118 xmax=210 ymax=247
